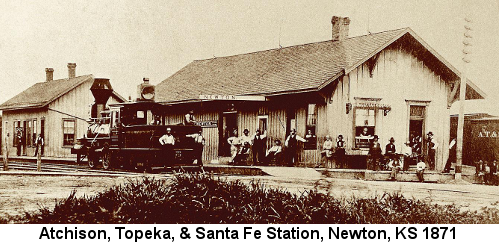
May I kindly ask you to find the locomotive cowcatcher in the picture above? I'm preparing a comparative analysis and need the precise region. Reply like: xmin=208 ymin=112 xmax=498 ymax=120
xmin=71 ymin=78 xmax=202 ymax=170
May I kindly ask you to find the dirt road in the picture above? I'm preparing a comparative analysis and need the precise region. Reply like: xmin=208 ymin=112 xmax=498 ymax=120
xmin=1 ymin=171 xmax=498 ymax=218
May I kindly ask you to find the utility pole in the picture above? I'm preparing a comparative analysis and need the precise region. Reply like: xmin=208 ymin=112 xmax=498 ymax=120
xmin=456 ymin=1 xmax=473 ymax=179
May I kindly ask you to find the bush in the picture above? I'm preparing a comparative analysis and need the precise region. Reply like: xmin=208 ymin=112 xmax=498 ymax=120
xmin=3 ymin=173 xmax=499 ymax=224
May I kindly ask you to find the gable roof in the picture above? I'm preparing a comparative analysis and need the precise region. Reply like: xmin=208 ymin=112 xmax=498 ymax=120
xmin=157 ymin=27 xmax=485 ymax=103
xmin=0 ymin=75 xmax=126 ymax=111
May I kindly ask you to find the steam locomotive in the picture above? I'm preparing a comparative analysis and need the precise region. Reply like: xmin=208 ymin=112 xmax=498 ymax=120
xmin=71 ymin=78 xmax=201 ymax=170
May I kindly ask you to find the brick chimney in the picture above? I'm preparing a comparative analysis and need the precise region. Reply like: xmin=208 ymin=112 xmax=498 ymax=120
xmin=331 ymin=16 xmax=350 ymax=41
xmin=67 ymin=63 xmax=77 ymax=78
xmin=45 ymin=68 xmax=54 ymax=82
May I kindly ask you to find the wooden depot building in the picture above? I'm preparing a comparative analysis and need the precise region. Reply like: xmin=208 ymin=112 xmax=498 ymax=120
xmin=154 ymin=17 xmax=486 ymax=170
xmin=0 ymin=63 xmax=125 ymax=158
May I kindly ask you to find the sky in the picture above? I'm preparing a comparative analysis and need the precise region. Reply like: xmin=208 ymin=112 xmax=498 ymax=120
xmin=1 ymin=0 xmax=499 ymax=114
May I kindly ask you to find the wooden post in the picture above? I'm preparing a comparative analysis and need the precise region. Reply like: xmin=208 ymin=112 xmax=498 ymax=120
xmin=37 ymin=151 xmax=42 ymax=171
xmin=456 ymin=6 xmax=473 ymax=179
xmin=3 ymin=136 xmax=8 ymax=171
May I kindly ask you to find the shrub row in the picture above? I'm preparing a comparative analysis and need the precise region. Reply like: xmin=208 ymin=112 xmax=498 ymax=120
xmin=2 ymin=174 xmax=499 ymax=224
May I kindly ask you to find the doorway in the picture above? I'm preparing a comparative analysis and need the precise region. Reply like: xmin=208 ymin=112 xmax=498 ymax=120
xmin=409 ymin=105 xmax=426 ymax=156
xmin=219 ymin=112 xmax=237 ymax=156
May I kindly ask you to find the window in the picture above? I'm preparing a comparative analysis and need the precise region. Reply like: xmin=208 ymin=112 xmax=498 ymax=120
xmin=13 ymin=121 xmax=20 ymax=146
xmin=26 ymin=120 xmax=32 ymax=147
xmin=355 ymin=108 xmax=376 ymax=148
xmin=305 ymin=104 xmax=317 ymax=150
xmin=32 ymin=119 xmax=37 ymax=146
xmin=258 ymin=115 xmax=268 ymax=132
xmin=63 ymin=119 xmax=76 ymax=146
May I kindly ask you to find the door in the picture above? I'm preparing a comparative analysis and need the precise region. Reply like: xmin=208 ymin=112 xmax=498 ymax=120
xmin=219 ymin=112 xmax=237 ymax=156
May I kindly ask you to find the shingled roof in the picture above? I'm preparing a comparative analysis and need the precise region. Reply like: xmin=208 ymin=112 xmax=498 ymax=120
xmin=157 ymin=27 xmax=485 ymax=103
xmin=0 ymin=75 xmax=125 ymax=111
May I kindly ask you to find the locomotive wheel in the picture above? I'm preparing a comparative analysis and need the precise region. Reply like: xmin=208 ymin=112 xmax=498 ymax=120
xmin=88 ymin=154 xmax=98 ymax=169
xmin=101 ymin=144 xmax=111 ymax=170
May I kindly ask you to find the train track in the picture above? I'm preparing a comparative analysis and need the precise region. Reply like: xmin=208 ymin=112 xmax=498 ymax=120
xmin=3 ymin=161 xmax=140 ymax=176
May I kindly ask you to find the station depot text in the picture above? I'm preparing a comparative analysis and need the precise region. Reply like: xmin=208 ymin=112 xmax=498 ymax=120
xmin=39 ymin=226 xmax=456 ymax=242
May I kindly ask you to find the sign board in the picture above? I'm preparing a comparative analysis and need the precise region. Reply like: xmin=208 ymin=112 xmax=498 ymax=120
xmin=199 ymin=95 xmax=266 ymax=101
xmin=195 ymin=120 xmax=218 ymax=128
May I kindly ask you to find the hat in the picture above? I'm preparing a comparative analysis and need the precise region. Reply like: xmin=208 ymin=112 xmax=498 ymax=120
xmin=166 ymin=128 xmax=172 ymax=131
xmin=427 ymin=131 xmax=433 ymax=136
xmin=405 ymin=141 xmax=411 ymax=145
xmin=389 ymin=137 xmax=395 ymax=142
xmin=373 ymin=135 xmax=379 ymax=140
xmin=243 ymin=129 xmax=249 ymax=134
xmin=338 ymin=134 xmax=343 ymax=138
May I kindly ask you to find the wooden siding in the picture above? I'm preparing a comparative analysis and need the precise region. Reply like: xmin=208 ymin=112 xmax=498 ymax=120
xmin=338 ymin=47 xmax=453 ymax=170
xmin=1 ymin=79 xmax=124 ymax=158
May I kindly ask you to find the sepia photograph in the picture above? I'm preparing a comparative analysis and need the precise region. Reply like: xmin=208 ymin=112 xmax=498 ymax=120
xmin=1 ymin=0 xmax=499 ymax=240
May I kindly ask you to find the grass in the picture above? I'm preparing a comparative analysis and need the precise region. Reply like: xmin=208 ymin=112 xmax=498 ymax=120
xmin=1 ymin=173 xmax=499 ymax=224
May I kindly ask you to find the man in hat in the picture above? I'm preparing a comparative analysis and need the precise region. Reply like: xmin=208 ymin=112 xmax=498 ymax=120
xmin=187 ymin=129 xmax=205 ymax=166
xmin=184 ymin=110 xmax=196 ymax=125
xmin=385 ymin=137 xmax=396 ymax=158
xmin=34 ymin=134 xmax=44 ymax=157
xmin=402 ymin=141 xmax=413 ymax=171
xmin=426 ymin=131 xmax=438 ymax=170
xmin=336 ymin=135 xmax=346 ymax=168
xmin=368 ymin=135 xmax=382 ymax=170
xmin=159 ymin=128 xmax=175 ymax=165
xmin=252 ymin=129 xmax=267 ymax=165
xmin=285 ymin=129 xmax=307 ymax=167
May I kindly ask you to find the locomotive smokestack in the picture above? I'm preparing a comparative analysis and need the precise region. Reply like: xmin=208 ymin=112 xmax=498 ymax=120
xmin=90 ymin=78 xmax=113 ymax=118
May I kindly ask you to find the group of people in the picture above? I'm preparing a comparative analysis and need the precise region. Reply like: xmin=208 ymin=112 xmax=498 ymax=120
xmin=158 ymin=127 xmax=205 ymax=166
xmin=319 ymin=135 xmax=346 ymax=168
xmin=14 ymin=131 xmax=44 ymax=157
xmin=365 ymin=131 xmax=438 ymax=182
xmin=475 ymin=159 xmax=499 ymax=185
xmin=225 ymin=128 xmax=313 ymax=166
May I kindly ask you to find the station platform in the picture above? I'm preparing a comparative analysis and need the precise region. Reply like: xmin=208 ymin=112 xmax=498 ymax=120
xmin=0 ymin=155 xmax=479 ymax=184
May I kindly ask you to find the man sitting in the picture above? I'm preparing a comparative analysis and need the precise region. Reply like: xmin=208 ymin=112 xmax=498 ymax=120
xmin=416 ymin=157 xmax=426 ymax=182
xmin=266 ymin=139 xmax=283 ymax=165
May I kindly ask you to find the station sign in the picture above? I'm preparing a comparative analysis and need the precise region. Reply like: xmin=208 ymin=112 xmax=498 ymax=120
xmin=195 ymin=120 xmax=218 ymax=128
xmin=199 ymin=95 xmax=266 ymax=101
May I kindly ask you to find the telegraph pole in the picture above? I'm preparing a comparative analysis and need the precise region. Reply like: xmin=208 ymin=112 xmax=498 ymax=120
xmin=456 ymin=1 xmax=473 ymax=179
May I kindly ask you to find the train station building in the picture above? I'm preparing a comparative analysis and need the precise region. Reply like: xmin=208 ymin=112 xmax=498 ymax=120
xmin=155 ymin=17 xmax=486 ymax=170
xmin=0 ymin=63 xmax=125 ymax=158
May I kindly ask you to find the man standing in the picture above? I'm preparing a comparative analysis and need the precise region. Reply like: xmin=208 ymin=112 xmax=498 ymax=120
xmin=187 ymin=130 xmax=205 ymax=166
xmin=34 ymin=134 xmax=44 ymax=157
xmin=159 ymin=128 xmax=175 ymax=165
xmin=402 ymin=141 xmax=412 ymax=171
xmin=426 ymin=132 xmax=438 ymax=170
xmin=252 ymin=129 xmax=267 ymax=165
xmin=442 ymin=138 xmax=456 ymax=173
xmin=285 ymin=129 xmax=307 ymax=167
xmin=336 ymin=135 xmax=346 ymax=168
xmin=368 ymin=135 xmax=382 ymax=170
xmin=16 ymin=131 xmax=22 ymax=156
